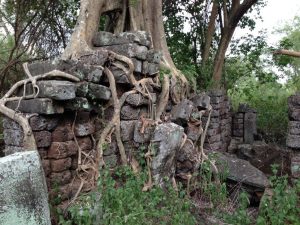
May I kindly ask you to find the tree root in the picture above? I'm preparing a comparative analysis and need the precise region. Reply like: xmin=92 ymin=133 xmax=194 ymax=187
xmin=155 ymin=75 xmax=169 ymax=121
xmin=0 ymin=65 xmax=80 ymax=151
xmin=198 ymin=107 xmax=220 ymax=185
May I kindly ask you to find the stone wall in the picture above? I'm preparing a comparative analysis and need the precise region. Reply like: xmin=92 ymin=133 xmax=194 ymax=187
xmin=286 ymin=94 xmax=300 ymax=180
xmin=1 ymin=31 xmax=237 ymax=212
xmin=203 ymin=90 xmax=232 ymax=152
xmin=232 ymin=104 xmax=257 ymax=144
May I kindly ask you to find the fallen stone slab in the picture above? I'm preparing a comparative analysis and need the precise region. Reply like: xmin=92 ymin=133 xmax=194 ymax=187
xmin=6 ymin=98 xmax=64 ymax=114
xmin=216 ymin=153 xmax=269 ymax=189
xmin=0 ymin=151 xmax=51 ymax=225
xmin=151 ymin=123 xmax=184 ymax=186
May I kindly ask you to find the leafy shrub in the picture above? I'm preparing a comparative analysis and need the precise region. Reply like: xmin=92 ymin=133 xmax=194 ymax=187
xmin=257 ymin=165 xmax=300 ymax=225
xmin=59 ymin=167 xmax=197 ymax=225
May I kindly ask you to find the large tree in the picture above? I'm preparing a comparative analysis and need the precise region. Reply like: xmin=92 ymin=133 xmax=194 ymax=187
xmin=163 ymin=0 xmax=262 ymax=88
xmin=62 ymin=0 xmax=188 ymax=102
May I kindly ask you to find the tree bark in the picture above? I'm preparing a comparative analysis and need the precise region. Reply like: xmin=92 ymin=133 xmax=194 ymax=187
xmin=202 ymin=1 xmax=218 ymax=64
xmin=273 ymin=49 xmax=300 ymax=58
xmin=211 ymin=0 xmax=258 ymax=88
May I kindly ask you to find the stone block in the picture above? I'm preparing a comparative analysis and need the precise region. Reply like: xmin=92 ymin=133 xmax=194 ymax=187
xmin=0 ymin=151 xmax=51 ymax=225
xmin=286 ymin=134 xmax=300 ymax=149
xmin=104 ymin=43 xmax=148 ymax=60
xmin=2 ymin=117 xmax=21 ymax=130
xmin=48 ymin=141 xmax=78 ymax=159
xmin=288 ymin=121 xmax=300 ymax=135
xmin=120 ymin=120 xmax=136 ymax=142
xmin=206 ymin=127 xmax=221 ymax=137
xmin=76 ymin=82 xmax=89 ymax=97
xmin=77 ymin=136 xmax=92 ymax=151
xmin=234 ymin=113 xmax=244 ymax=119
xmin=108 ymin=66 xmax=130 ymax=84
xmin=119 ymin=31 xmax=151 ymax=47
xmin=171 ymin=99 xmax=195 ymax=125
xmin=87 ymin=68 xmax=103 ymax=83
xmin=34 ymin=80 xmax=76 ymax=100
xmin=151 ymin=123 xmax=184 ymax=186
xmin=42 ymin=159 xmax=51 ymax=176
xmin=244 ymin=112 xmax=257 ymax=144
xmin=134 ymin=121 xmax=156 ymax=143
xmin=190 ymin=93 xmax=211 ymax=110
xmin=291 ymin=152 xmax=300 ymax=179
xmin=77 ymin=50 xmax=109 ymax=66
xmin=29 ymin=115 xmax=59 ymax=131
xmin=146 ymin=49 xmax=162 ymax=64
xmin=233 ymin=129 xmax=243 ymax=138
xmin=50 ymin=170 xmax=72 ymax=185
xmin=186 ymin=124 xmax=202 ymax=142
xmin=238 ymin=104 xmax=257 ymax=113
xmin=289 ymin=108 xmax=300 ymax=121
xmin=27 ymin=60 xmax=56 ymax=76
xmin=132 ymin=58 xmax=143 ymax=73
xmin=288 ymin=94 xmax=300 ymax=109
xmin=52 ymin=124 xmax=74 ymax=142
xmin=204 ymin=141 xmax=222 ymax=151
xmin=74 ymin=122 xmax=95 ymax=137
xmin=92 ymin=31 xmax=129 ymax=46
xmin=206 ymin=134 xmax=221 ymax=143
xmin=121 ymin=105 xmax=146 ymax=120
xmin=87 ymin=83 xmax=111 ymax=101
xmin=126 ymin=93 xmax=157 ymax=106
xmin=6 ymin=98 xmax=64 ymax=115
xmin=3 ymin=129 xmax=24 ymax=146
xmin=50 ymin=158 xmax=72 ymax=172
xmin=34 ymin=131 xmax=52 ymax=148
xmin=64 ymin=97 xmax=95 ymax=111
xmin=4 ymin=146 xmax=24 ymax=156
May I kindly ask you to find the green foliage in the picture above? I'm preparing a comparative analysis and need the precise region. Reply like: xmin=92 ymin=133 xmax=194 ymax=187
xmin=273 ymin=15 xmax=300 ymax=78
xmin=60 ymin=167 xmax=197 ymax=225
xmin=257 ymin=165 xmax=300 ymax=225
xmin=223 ymin=192 xmax=252 ymax=225
xmin=229 ymin=76 xmax=292 ymax=143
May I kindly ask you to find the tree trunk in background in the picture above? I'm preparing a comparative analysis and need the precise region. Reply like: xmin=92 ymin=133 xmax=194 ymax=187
xmin=211 ymin=0 xmax=258 ymax=88
xmin=212 ymin=28 xmax=235 ymax=85
xmin=62 ymin=0 xmax=188 ymax=101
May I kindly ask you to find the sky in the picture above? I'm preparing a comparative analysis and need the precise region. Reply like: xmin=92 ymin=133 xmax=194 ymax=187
xmin=234 ymin=0 xmax=300 ymax=45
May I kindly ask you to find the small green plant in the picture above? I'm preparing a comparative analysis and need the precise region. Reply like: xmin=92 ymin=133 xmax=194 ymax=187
xmin=223 ymin=192 xmax=252 ymax=225
xmin=60 ymin=166 xmax=197 ymax=225
xmin=257 ymin=165 xmax=300 ymax=225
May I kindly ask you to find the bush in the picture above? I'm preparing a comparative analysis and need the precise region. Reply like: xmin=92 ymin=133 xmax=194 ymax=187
xmin=59 ymin=167 xmax=197 ymax=225
xmin=257 ymin=165 xmax=300 ymax=225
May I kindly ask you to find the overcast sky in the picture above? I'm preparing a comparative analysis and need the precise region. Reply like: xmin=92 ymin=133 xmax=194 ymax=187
xmin=234 ymin=0 xmax=300 ymax=44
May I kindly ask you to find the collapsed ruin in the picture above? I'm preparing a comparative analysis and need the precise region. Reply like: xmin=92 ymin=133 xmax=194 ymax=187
xmin=1 ymin=31 xmax=272 ymax=211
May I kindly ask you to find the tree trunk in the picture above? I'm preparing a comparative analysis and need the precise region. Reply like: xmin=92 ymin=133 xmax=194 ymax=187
xmin=202 ymin=1 xmax=218 ymax=64
xmin=211 ymin=28 xmax=234 ymax=86
xmin=62 ymin=0 xmax=188 ymax=101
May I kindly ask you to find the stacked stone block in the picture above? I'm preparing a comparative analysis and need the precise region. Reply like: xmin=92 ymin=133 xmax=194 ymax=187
xmin=3 ymin=112 xmax=101 ymax=206
xmin=286 ymin=94 xmax=300 ymax=179
xmin=203 ymin=90 xmax=232 ymax=152
xmin=232 ymin=104 xmax=257 ymax=144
